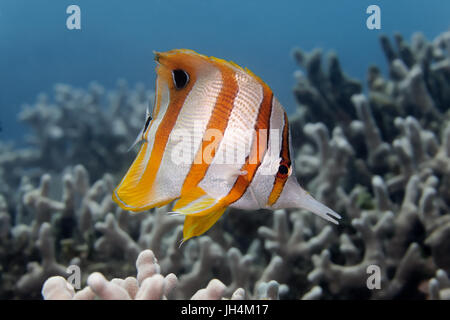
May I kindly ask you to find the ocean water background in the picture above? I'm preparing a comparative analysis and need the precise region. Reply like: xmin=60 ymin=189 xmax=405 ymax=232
xmin=0 ymin=0 xmax=449 ymax=143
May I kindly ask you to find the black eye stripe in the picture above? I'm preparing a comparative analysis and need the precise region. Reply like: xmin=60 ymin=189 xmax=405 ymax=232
xmin=172 ymin=69 xmax=189 ymax=89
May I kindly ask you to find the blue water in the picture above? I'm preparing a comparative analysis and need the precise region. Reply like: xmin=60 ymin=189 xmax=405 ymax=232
xmin=0 ymin=0 xmax=449 ymax=142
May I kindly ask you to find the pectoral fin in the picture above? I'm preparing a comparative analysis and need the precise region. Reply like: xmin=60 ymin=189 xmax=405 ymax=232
xmin=182 ymin=207 xmax=227 ymax=241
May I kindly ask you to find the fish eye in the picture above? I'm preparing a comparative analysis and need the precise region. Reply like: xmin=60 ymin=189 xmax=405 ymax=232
xmin=278 ymin=164 xmax=289 ymax=175
xmin=172 ymin=69 xmax=189 ymax=89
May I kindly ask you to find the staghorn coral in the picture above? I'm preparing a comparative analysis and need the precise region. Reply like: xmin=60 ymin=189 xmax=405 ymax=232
xmin=0 ymin=80 xmax=153 ymax=205
xmin=41 ymin=249 xmax=284 ymax=300
xmin=427 ymin=269 xmax=450 ymax=300
xmin=286 ymin=31 xmax=450 ymax=299
xmin=16 ymin=223 xmax=68 ymax=295
xmin=291 ymin=48 xmax=362 ymax=134
xmin=257 ymin=209 xmax=335 ymax=292
xmin=0 ymin=162 xmax=297 ymax=299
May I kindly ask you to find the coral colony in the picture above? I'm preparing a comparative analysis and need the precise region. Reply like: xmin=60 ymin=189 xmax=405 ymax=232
xmin=0 ymin=31 xmax=449 ymax=300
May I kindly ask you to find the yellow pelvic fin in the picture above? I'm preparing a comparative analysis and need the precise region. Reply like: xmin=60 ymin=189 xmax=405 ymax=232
xmin=173 ymin=186 xmax=222 ymax=217
xmin=182 ymin=207 xmax=227 ymax=241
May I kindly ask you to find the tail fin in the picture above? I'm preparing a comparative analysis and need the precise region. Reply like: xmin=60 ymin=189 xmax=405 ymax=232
xmin=276 ymin=177 xmax=341 ymax=224
xmin=297 ymin=190 xmax=341 ymax=224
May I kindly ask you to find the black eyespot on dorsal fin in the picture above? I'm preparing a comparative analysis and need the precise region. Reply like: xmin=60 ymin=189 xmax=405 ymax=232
xmin=278 ymin=164 xmax=289 ymax=175
xmin=172 ymin=69 xmax=189 ymax=89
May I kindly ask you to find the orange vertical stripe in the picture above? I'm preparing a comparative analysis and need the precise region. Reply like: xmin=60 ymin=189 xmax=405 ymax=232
xmin=267 ymin=111 xmax=291 ymax=206
xmin=143 ymin=76 xmax=164 ymax=140
xmin=225 ymin=81 xmax=274 ymax=205
xmin=180 ymin=62 xmax=239 ymax=195
xmin=127 ymin=74 xmax=196 ymax=208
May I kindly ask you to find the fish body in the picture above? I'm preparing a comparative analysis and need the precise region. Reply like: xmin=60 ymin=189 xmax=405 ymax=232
xmin=112 ymin=49 xmax=340 ymax=241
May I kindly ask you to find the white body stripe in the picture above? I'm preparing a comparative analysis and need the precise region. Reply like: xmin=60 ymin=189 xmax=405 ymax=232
xmin=271 ymin=125 xmax=299 ymax=209
xmin=149 ymin=67 xmax=223 ymax=204
xmin=113 ymin=81 xmax=171 ymax=197
xmin=136 ymin=81 xmax=170 ymax=182
xmin=199 ymin=70 xmax=264 ymax=200
xmin=145 ymin=79 xmax=170 ymax=141
xmin=230 ymin=96 xmax=284 ymax=210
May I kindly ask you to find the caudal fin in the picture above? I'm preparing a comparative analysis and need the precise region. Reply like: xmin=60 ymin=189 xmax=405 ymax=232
xmin=297 ymin=190 xmax=341 ymax=224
